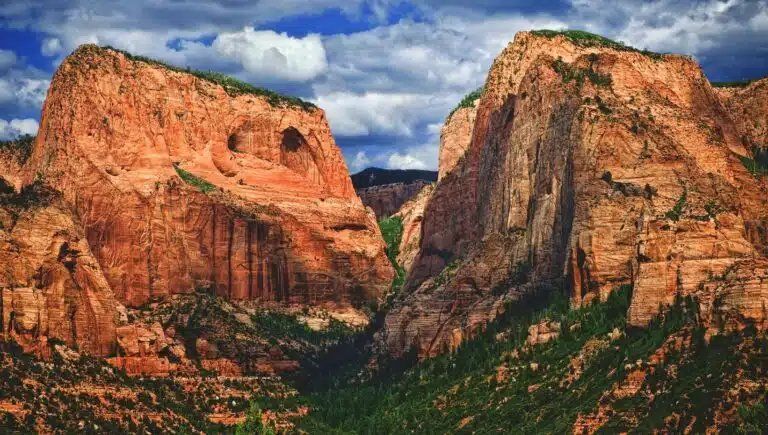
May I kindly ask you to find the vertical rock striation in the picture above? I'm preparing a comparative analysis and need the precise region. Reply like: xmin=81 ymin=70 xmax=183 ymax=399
xmin=383 ymin=31 xmax=768 ymax=358
xmin=391 ymin=183 xmax=435 ymax=274
xmin=22 ymin=45 xmax=393 ymax=309
xmin=438 ymin=103 xmax=477 ymax=181
xmin=0 ymin=188 xmax=120 ymax=357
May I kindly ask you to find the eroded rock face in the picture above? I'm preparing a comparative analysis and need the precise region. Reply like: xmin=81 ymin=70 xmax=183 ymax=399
xmin=357 ymin=180 xmax=432 ymax=219
xmin=439 ymin=105 xmax=477 ymax=180
xmin=717 ymin=78 xmax=768 ymax=150
xmin=392 ymin=183 xmax=434 ymax=274
xmin=526 ymin=320 xmax=561 ymax=346
xmin=24 ymin=45 xmax=392 ymax=308
xmin=383 ymin=31 xmax=768 ymax=358
xmin=0 ymin=191 xmax=120 ymax=357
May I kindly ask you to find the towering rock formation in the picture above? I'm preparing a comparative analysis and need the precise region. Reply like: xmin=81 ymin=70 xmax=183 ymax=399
xmin=22 ymin=45 xmax=392 ymax=309
xmin=1 ymin=45 xmax=392 ymax=358
xmin=716 ymin=79 xmax=768 ymax=151
xmin=383 ymin=31 xmax=768 ymax=358
xmin=352 ymin=167 xmax=438 ymax=219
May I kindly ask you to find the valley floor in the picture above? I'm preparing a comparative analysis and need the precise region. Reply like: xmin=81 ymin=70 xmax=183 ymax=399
xmin=251 ymin=286 xmax=768 ymax=433
xmin=2 ymin=216 xmax=767 ymax=433
xmin=2 ymin=283 xmax=767 ymax=433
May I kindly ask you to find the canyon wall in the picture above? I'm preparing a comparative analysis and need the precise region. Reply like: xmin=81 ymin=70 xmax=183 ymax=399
xmin=22 ymin=45 xmax=392 ymax=309
xmin=383 ymin=31 xmax=768 ymax=358
xmin=391 ymin=183 xmax=435 ymax=274
xmin=717 ymin=78 xmax=768 ymax=151
xmin=438 ymin=104 xmax=477 ymax=180
xmin=0 ymin=186 xmax=120 ymax=357
xmin=356 ymin=180 xmax=432 ymax=219
xmin=1 ymin=45 xmax=393 ymax=358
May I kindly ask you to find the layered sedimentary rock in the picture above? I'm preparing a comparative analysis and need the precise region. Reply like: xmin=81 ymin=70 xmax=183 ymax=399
xmin=392 ymin=183 xmax=434 ymax=274
xmin=356 ymin=180 xmax=432 ymax=218
xmin=383 ymin=31 xmax=768 ymax=358
xmin=438 ymin=104 xmax=477 ymax=180
xmin=23 ymin=45 xmax=392 ymax=309
xmin=716 ymin=78 xmax=768 ymax=149
xmin=0 ymin=187 xmax=120 ymax=357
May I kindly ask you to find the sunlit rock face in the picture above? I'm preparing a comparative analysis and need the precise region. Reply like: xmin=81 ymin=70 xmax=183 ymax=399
xmin=439 ymin=104 xmax=477 ymax=181
xmin=0 ymin=189 xmax=120 ymax=357
xmin=382 ymin=31 xmax=768 ymax=358
xmin=21 ymin=45 xmax=393 ymax=309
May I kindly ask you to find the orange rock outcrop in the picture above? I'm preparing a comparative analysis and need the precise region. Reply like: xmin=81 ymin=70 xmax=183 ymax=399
xmin=0 ymin=188 xmax=119 ymax=357
xmin=392 ymin=183 xmax=434 ymax=274
xmin=22 ymin=45 xmax=392 ymax=308
xmin=383 ymin=31 xmax=768 ymax=358
xmin=438 ymin=104 xmax=477 ymax=180
xmin=1 ymin=45 xmax=392 ymax=360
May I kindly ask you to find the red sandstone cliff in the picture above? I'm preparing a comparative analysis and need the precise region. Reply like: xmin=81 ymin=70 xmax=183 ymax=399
xmin=22 ymin=45 xmax=392 ymax=309
xmin=1 ymin=45 xmax=393 ymax=360
xmin=391 ymin=183 xmax=434 ymax=274
xmin=716 ymin=78 xmax=768 ymax=152
xmin=439 ymin=104 xmax=477 ymax=180
xmin=356 ymin=180 xmax=432 ymax=219
xmin=0 ymin=185 xmax=120 ymax=357
xmin=383 ymin=31 xmax=768 ymax=358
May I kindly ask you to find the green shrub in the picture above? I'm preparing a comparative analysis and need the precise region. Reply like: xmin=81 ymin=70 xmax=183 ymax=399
xmin=0 ymin=134 xmax=34 ymax=163
xmin=552 ymin=58 xmax=612 ymax=87
xmin=378 ymin=216 xmax=406 ymax=293
xmin=738 ymin=155 xmax=768 ymax=177
xmin=532 ymin=29 xmax=665 ymax=60
xmin=735 ymin=400 xmax=768 ymax=434
xmin=665 ymin=188 xmax=687 ymax=221
xmin=173 ymin=164 xmax=217 ymax=194
xmin=0 ymin=177 xmax=58 ymax=209
xmin=595 ymin=95 xmax=612 ymax=115
xmin=432 ymin=258 xmax=460 ymax=288
xmin=236 ymin=403 xmax=276 ymax=435
xmin=448 ymin=87 xmax=484 ymax=119
xmin=98 ymin=46 xmax=316 ymax=111
xmin=711 ymin=80 xmax=754 ymax=88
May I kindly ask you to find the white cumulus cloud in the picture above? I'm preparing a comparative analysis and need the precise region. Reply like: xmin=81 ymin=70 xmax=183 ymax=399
xmin=41 ymin=37 xmax=63 ymax=57
xmin=387 ymin=152 xmax=428 ymax=170
xmin=350 ymin=151 xmax=371 ymax=173
xmin=315 ymin=91 xmax=457 ymax=137
xmin=0 ymin=49 xmax=17 ymax=72
xmin=213 ymin=27 xmax=328 ymax=82
xmin=0 ymin=118 xmax=39 ymax=140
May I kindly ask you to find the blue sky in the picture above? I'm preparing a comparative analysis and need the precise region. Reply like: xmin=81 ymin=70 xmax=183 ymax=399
xmin=1 ymin=0 xmax=767 ymax=172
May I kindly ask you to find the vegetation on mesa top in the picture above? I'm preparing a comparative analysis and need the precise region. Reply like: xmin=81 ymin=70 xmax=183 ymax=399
xmin=531 ymin=29 xmax=666 ymax=60
xmin=173 ymin=164 xmax=218 ymax=194
xmin=448 ymin=86 xmax=484 ymax=119
xmin=90 ymin=45 xmax=316 ymax=111
xmin=711 ymin=80 xmax=755 ymax=88
xmin=351 ymin=167 xmax=437 ymax=189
